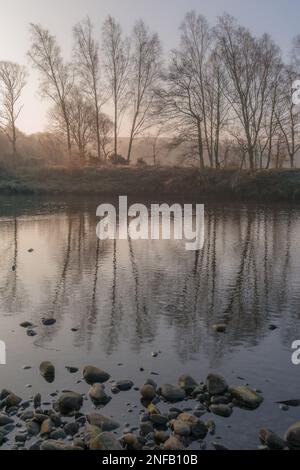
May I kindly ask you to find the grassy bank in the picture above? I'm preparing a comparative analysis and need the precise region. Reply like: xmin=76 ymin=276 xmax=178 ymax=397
xmin=1 ymin=165 xmax=300 ymax=201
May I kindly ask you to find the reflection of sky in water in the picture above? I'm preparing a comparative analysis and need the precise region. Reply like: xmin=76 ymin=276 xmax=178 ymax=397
xmin=0 ymin=199 xmax=300 ymax=449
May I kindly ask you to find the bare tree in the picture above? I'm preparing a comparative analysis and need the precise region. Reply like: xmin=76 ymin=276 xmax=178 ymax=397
xmin=68 ymin=88 xmax=95 ymax=161
xmin=203 ymin=49 xmax=229 ymax=168
xmin=215 ymin=15 xmax=281 ymax=170
xmin=102 ymin=16 xmax=130 ymax=157
xmin=126 ymin=20 xmax=161 ymax=163
xmin=28 ymin=24 xmax=73 ymax=154
xmin=73 ymin=17 xmax=106 ymax=161
xmin=98 ymin=112 xmax=113 ymax=159
xmin=275 ymin=64 xmax=300 ymax=168
xmin=157 ymin=11 xmax=216 ymax=168
xmin=0 ymin=61 xmax=27 ymax=155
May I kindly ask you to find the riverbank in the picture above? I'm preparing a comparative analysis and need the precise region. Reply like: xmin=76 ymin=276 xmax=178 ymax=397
xmin=1 ymin=166 xmax=300 ymax=201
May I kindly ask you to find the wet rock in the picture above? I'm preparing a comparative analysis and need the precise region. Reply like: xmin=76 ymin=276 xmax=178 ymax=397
xmin=284 ymin=422 xmax=300 ymax=450
xmin=26 ymin=420 xmax=40 ymax=436
xmin=32 ymin=413 xmax=48 ymax=424
xmin=28 ymin=440 xmax=42 ymax=450
xmin=33 ymin=393 xmax=41 ymax=409
xmin=111 ymin=384 xmax=120 ymax=394
xmin=66 ymin=366 xmax=79 ymax=374
xmin=57 ymin=392 xmax=83 ymax=415
xmin=27 ymin=330 xmax=37 ymax=337
xmin=83 ymin=366 xmax=110 ymax=385
xmin=89 ymin=431 xmax=122 ymax=450
xmin=178 ymin=375 xmax=198 ymax=394
xmin=40 ymin=418 xmax=54 ymax=435
xmin=88 ymin=383 xmax=111 ymax=406
xmin=20 ymin=322 xmax=33 ymax=328
xmin=3 ymin=423 xmax=15 ymax=433
xmin=0 ymin=389 xmax=12 ymax=400
xmin=3 ymin=393 xmax=22 ymax=409
xmin=87 ymin=413 xmax=120 ymax=432
xmin=73 ymin=438 xmax=85 ymax=449
xmin=140 ymin=384 xmax=156 ymax=401
xmin=159 ymin=384 xmax=186 ymax=403
xmin=0 ymin=415 xmax=14 ymax=426
xmin=20 ymin=410 xmax=34 ymax=421
xmin=229 ymin=386 xmax=263 ymax=410
xmin=213 ymin=324 xmax=226 ymax=333
xmin=154 ymin=430 xmax=169 ymax=443
xmin=84 ymin=424 xmax=102 ymax=441
xmin=172 ymin=420 xmax=191 ymax=437
xmin=39 ymin=361 xmax=55 ymax=382
xmin=176 ymin=413 xmax=207 ymax=439
xmin=211 ymin=395 xmax=230 ymax=405
xmin=212 ymin=442 xmax=230 ymax=450
xmin=210 ymin=404 xmax=233 ymax=418
xmin=206 ymin=419 xmax=216 ymax=435
xmin=149 ymin=414 xmax=168 ymax=427
xmin=140 ymin=421 xmax=154 ymax=436
xmin=259 ymin=428 xmax=286 ymax=450
xmin=40 ymin=440 xmax=83 ymax=450
xmin=50 ymin=429 xmax=67 ymax=440
xmin=42 ymin=318 xmax=56 ymax=326
xmin=145 ymin=378 xmax=157 ymax=390
xmin=122 ymin=433 xmax=142 ymax=450
xmin=163 ymin=435 xmax=185 ymax=450
xmin=206 ymin=374 xmax=228 ymax=396
xmin=115 ymin=380 xmax=134 ymax=391
xmin=15 ymin=433 xmax=27 ymax=443
xmin=64 ymin=422 xmax=79 ymax=436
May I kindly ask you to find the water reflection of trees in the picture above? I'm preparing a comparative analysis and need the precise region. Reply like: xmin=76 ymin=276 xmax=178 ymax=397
xmin=0 ymin=204 xmax=300 ymax=364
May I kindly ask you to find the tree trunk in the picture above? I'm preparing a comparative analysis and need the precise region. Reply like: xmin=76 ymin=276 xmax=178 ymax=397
xmin=197 ymin=118 xmax=204 ymax=169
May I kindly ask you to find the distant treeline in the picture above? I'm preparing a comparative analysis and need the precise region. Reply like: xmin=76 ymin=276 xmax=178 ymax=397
xmin=1 ymin=12 xmax=300 ymax=170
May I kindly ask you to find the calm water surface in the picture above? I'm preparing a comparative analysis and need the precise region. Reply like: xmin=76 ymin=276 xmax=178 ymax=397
xmin=0 ymin=195 xmax=299 ymax=450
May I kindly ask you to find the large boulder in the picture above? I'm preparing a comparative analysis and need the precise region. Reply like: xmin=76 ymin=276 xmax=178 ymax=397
xmin=83 ymin=366 xmax=110 ymax=385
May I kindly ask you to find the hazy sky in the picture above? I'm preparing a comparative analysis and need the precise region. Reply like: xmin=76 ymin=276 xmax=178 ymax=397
xmin=0 ymin=0 xmax=300 ymax=134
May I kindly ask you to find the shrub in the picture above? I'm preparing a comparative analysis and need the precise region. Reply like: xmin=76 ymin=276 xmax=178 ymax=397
xmin=136 ymin=157 xmax=147 ymax=167
xmin=109 ymin=154 xmax=127 ymax=165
